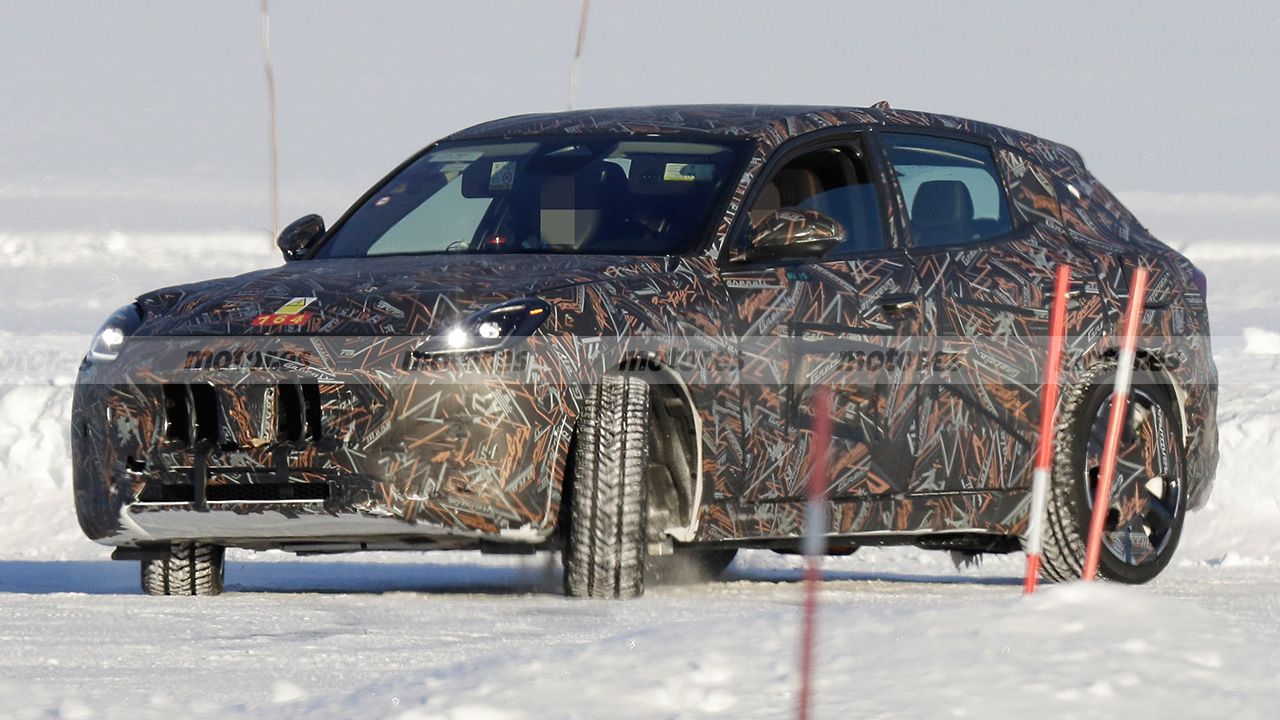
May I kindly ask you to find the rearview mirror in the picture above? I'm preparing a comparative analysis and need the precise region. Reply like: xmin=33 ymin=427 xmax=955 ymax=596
xmin=277 ymin=214 xmax=326 ymax=261
xmin=738 ymin=208 xmax=844 ymax=262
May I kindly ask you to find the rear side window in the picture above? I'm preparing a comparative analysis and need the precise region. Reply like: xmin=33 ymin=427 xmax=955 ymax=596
xmin=883 ymin=133 xmax=1012 ymax=248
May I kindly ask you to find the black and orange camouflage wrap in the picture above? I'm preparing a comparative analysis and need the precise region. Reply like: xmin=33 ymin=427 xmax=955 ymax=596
xmin=72 ymin=104 xmax=1217 ymax=555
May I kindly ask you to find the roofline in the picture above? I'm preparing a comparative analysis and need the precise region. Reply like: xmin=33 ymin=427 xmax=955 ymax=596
xmin=442 ymin=103 xmax=1080 ymax=165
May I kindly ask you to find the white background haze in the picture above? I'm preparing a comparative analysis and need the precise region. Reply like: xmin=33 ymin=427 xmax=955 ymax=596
xmin=1 ymin=0 xmax=1277 ymax=232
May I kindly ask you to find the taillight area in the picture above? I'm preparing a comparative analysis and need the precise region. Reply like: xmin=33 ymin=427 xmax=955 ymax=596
xmin=1191 ymin=266 xmax=1208 ymax=300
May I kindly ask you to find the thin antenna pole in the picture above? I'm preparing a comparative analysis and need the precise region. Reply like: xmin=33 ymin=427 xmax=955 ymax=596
xmin=261 ymin=0 xmax=281 ymax=241
xmin=568 ymin=0 xmax=591 ymax=110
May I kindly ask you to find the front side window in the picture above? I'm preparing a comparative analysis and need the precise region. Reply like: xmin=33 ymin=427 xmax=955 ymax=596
xmin=315 ymin=138 xmax=743 ymax=258
xmin=883 ymin=133 xmax=1012 ymax=248
xmin=743 ymin=141 xmax=885 ymax=256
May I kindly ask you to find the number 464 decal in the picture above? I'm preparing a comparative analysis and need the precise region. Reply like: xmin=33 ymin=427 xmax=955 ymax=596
xmin=251 ymin=297 xmax=317 ymax=327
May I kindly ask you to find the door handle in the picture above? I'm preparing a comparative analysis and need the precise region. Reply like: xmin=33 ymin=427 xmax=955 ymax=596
xmin=1041 ymin=278 xmax=1083 ymax=300
xmin=878 ymin=293 xmax=918 ymax=313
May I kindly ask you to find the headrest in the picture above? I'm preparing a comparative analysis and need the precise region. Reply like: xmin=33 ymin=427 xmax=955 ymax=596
xmin=749 ymin=182 xmax=782 ymax=224
xmin=773 ymin=168 xmax=823 ymax=207
xmin=757 ymin=182 xmax=782 ymax=210
xmin=911 ymin=180 xmax=974 ymax=227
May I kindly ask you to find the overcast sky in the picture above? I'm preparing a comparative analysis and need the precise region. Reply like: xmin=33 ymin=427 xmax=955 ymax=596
xmin=1 ymin=0 xmax=1277 ymax=232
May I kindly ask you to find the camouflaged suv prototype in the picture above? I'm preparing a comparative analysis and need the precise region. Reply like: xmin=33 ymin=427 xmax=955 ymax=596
xmin=73 ymin=105 xmax=1217 ymax=597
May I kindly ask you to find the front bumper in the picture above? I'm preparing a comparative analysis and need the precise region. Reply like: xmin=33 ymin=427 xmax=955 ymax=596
xmin=112 ymin=503 xmax=546 ymax=552
xmin=71 ymin=344 xmax=579 ymax=550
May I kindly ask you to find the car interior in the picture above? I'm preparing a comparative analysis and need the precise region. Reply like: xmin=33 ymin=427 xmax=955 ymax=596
xmin=883 ymin=134 xmax=1013 ymax=247
xmin=746 ymin=145 xmax=885 ymax=255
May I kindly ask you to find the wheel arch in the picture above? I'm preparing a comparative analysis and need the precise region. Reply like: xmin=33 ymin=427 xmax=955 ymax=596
xmin=616 ymin=355 xmax=705 ymax=543
xmin=1094 ymin=347 xmax=1189 ymax=444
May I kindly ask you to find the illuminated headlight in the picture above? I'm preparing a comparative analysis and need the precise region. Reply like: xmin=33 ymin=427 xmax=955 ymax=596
xmin=86 ymin=304 xmax=143 ymax=364
xmin=416 ymin=299 xmax=551 ymax=356
xmin=446 ymin=326 xmax=471 ymax=349
xmin=476 ymin=320 xmax=503 ymax=340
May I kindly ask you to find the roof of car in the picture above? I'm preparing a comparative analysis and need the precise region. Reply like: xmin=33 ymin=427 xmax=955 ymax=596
xmin=445 ymin=103 xmax=1082 ymax=167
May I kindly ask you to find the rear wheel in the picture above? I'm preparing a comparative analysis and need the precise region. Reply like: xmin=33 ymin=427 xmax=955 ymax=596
xmin=1040 ymin=361 xmax=1187 ymax=583
xmin=563 ymin=376 xmax=650 ymax=599
xmin=141 ymin=542 xmax=225 ymax=596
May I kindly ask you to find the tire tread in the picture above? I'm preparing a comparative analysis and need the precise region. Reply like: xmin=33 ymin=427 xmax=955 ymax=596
xmin=141 ymin=543 xmax=225 ymax=596
xmin=564 ymin=376 xmax=649 ymax=599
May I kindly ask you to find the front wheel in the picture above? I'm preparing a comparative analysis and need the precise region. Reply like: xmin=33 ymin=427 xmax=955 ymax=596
xmin=141 ymin=542 xmax=225 ymax=596
xmin=1040 ymin=361 xmax=1187 ymax=584
xmin=563 ymin=376 xmax=650 ymax=599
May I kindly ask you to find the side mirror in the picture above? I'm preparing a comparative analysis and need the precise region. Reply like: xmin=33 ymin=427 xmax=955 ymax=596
xmin=738 ymin=208 xmax=844 ymax=262
xmin=277 ymin=214 xmax=326 ymax=261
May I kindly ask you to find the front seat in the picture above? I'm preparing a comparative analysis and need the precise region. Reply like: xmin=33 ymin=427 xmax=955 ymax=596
xmin=910 ymin=180 xmax=974 ymax=247
xmin=535 ymin=162 xmax=629 ymax=250
xmin=774 ymin=168 xmax=824 ymax=209
xmin=575 ymin=162 xmax=638 ymax=252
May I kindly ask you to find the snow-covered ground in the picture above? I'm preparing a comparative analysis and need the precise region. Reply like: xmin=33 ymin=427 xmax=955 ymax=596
xmin=2 ymin=557 xmax=1277 ymax=720
xmin=1 ymin=193 xmax=1278 ymax=717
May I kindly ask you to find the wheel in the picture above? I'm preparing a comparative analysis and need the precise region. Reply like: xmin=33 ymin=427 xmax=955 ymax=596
xmin=1040 ymin=360 xmax=1187 ymax=583
xmin=141 ymin=542 xmax=225 ymax=596
xmin=563 ymin=376 xmax=650 ymax=599
xmin=648 ymin=548 xmax=738 ymax=585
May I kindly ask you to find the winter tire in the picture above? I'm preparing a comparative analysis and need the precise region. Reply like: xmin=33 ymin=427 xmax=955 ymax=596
xmin=563 ymin=376 xmax=650 ymax=599
xmin=1040 ymin=360 xmax=1187 ymax=584
xmin=141 ymin=542 xmax=226 ymax=596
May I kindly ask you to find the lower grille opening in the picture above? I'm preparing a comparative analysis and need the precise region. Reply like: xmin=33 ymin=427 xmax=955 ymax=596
xmin=277 ymin=384 xmax=305 ymax=442
xmin=189 ymin=384 xmax=219 ymax=444
xmin=162 ymin=385 xmax=190 ymax=444
xmin=301 ymin=383 xmax=323 ymax=442
xmin=162 ymin=382 xmax=325 ymax=448
xmin=139 ymin=481 xmax=330 ymax=504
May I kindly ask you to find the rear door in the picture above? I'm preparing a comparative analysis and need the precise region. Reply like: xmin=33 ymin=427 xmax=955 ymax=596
xmin=879 ymin=131 xmax=1085 ymax=506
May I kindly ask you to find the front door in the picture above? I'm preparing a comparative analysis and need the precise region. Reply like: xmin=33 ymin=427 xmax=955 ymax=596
xmin=721 ymin=135 xmax=926 ymax=532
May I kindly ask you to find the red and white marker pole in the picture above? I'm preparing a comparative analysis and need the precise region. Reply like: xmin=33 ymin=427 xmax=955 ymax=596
xmin=1083 ymin=265 xmax=1150 ymax=581
xmin=1023 ymin=264 xmax=1072 ymax=594
xmin=797 ymin=385 xmax=832 ymax=720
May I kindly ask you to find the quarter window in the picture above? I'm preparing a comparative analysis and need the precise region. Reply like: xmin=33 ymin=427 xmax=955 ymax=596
xmin=883 ymin=133 xmax=1012 ymax=248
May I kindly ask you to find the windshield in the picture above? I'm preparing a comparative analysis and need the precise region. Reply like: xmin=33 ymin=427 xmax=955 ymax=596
xmin=315 ymin=137 xmax=744 ymax=258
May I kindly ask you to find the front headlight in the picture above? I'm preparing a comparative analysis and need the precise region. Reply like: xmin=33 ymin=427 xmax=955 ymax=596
xmin=415 ymin=299 xmax=551 ymax=356
xmin=86 ymin=304 xmax=143 ymax=364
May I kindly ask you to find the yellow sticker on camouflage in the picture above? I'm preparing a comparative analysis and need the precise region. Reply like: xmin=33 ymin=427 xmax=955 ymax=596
xmin=274 ymin=297 xmax=316 ymax=315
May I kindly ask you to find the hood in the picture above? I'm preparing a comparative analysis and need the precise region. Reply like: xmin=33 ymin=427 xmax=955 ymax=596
xmin=135 ymin=254 xmax=667 ymax=336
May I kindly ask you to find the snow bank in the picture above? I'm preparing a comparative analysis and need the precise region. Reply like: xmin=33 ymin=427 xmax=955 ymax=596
xmin=1242 ymin=327 xmax=1280 ymax=355
xmin=1181 ymin=390 xmax=1280 ymax=564
xmin=0 ymin=231 xmax=277 ymax=560
xmin=0 ymin=384 xmax=85 ymax=559
xmin=1119 ymin=190 xmax=1280 ymax=255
